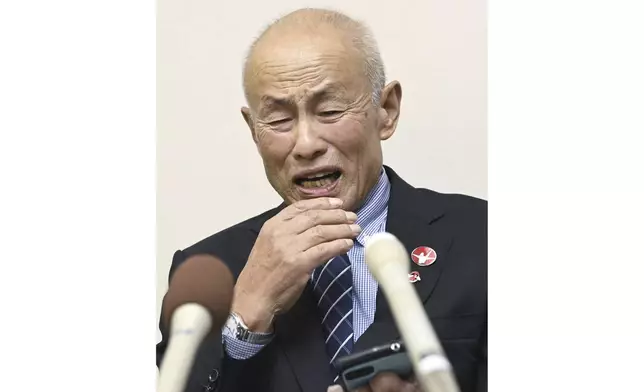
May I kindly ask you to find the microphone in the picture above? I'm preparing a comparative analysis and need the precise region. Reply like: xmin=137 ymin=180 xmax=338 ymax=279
xmin=157 ymin=254 xmax=234 ymax=392
xmin=365 ymin=232 xmax=460 ymax=392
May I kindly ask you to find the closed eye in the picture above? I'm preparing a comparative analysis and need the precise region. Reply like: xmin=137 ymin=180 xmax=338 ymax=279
xmin=268 ymin=118 xmax=292 ymax=126
xmin=319 ymin=110 xmax=343 ymax=117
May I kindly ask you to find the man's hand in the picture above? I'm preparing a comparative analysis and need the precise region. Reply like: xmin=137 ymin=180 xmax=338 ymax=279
xmin=353 ymin=372 xmax=420 ymax=392
xmin=326 ymin=372 xmax=420 ymax=392
xmin=232 ymin=197 xmax=360 ymax=331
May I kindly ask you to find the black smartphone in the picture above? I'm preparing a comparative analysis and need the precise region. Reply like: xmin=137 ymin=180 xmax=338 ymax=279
xmin=332 ymin=340 xmax=413 ymax=391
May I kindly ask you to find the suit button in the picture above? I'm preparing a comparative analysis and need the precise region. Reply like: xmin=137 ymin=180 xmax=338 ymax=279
xmin=203 ymin=368 xmax=220 ymax=391
xmin=208 ymin=369 xmax=219 ymax=383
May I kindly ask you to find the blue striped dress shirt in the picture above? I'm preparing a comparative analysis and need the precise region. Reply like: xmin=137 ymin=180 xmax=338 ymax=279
xmin=223 ymin=168 xmax=391 ymax=359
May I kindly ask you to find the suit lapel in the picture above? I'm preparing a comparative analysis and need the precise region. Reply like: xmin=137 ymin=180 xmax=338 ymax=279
xmin=355 ymin=166 xmax=453 ymax=351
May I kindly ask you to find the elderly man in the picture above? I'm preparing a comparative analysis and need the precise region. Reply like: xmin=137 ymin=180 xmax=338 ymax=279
xmin=157 ymin=8 xmax=486 ymax=392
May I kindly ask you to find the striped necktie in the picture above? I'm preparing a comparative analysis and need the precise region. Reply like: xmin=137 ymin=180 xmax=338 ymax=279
xmin=312 ymin=253 xmax=354 ymax=372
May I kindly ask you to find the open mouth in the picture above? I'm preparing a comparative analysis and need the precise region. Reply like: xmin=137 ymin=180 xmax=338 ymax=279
xmin=294 ymin=170 xmax=342 ymax=189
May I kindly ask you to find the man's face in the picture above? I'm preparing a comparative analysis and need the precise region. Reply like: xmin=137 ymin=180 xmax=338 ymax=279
xmin=242 ymin=30 xmax=400 ymax=211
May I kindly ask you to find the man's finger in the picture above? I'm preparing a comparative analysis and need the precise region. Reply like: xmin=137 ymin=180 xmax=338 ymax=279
xmin=280 ymin=197 xmax=344 ymax=219
xmin=301 ymin=238 xmax=354 ymax=267
xmin=299 ymin=223 xmax=361 ymax=249
xmin=368 ymin=372 xmax=412 ymax=392
xmin=288 ymin=209 xmax=357 ymax=233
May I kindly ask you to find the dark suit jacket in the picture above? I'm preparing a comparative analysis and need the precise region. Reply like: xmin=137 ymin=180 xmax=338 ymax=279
xmin=156 ymin=166 xmax=487 ymax=392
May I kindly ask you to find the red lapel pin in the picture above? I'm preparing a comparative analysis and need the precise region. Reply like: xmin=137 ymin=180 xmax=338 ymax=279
xmin=411 ymin=246 xmax=437 ymax=267
xmin=408 ymin=271 xmax=421 ymax=283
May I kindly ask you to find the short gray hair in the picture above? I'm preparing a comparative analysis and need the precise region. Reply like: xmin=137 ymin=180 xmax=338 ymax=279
xmin=243 ymin=8 xmax=386 ymax=105
xmin=348 ymin=22 xmax=387 ymax=104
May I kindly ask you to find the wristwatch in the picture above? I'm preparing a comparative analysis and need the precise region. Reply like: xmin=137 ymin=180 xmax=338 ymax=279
xmin=224 ymin=311 xmax=274 ymax=345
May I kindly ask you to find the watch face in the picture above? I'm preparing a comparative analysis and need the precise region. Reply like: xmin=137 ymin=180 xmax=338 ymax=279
xmin=224 ymin=315 xmax=237 ymax=335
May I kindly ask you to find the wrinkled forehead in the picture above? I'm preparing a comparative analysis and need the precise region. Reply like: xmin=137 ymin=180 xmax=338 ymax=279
xmin=245 ymin=36 xmax=369 ymax=109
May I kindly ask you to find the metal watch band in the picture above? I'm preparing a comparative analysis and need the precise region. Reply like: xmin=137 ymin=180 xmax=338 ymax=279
xmin=226 ymin=311 xmax=273 ymax=345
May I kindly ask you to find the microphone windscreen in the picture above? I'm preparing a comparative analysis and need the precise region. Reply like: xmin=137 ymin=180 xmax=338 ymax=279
xmin=161 ymin=254 xmax=234 ymax=334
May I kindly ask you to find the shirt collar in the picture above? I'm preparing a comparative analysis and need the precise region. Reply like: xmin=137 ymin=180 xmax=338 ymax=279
xmin=354 ymin=168 xmax=390 ymax=246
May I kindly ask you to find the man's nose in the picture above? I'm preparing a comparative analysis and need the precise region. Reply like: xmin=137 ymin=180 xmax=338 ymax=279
xmin=292 ymin=119 xmax=327 ymax=161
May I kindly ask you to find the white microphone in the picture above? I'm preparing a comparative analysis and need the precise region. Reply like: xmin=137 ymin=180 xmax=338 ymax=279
xmin=157 ymin=254 xmax=234 ymax=392
xmin=365 ymin=232 xmax=460 ymax=392
xmin=158 ymin=304 xmax=213 ymax=392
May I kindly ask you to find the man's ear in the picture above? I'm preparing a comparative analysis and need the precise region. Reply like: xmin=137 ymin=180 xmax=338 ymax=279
xmin=241 ymin=107 xmax=258 ymax=144
xmin=378 ymin=81 xmax=402 ymax=141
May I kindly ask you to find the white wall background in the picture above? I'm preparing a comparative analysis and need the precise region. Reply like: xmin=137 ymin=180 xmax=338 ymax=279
xmin=157 ymin=0 xmax=487 ymax=340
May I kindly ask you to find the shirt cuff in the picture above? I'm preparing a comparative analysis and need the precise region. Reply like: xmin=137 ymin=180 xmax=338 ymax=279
xmin=221 ymin=327 xmax=272 ymax=360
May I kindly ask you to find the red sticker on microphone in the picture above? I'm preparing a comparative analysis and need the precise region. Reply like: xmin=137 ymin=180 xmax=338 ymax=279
xmin=411 ymin=246 xmax=437 ymax=267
